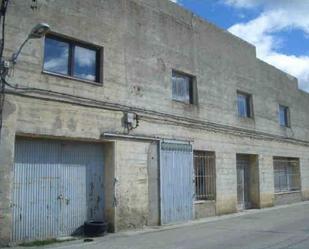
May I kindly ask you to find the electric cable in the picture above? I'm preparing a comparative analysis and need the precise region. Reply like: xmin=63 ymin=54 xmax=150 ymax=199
xmin=0 ymin=0 xmax=9 ymax=58
xmin=0 ymin=0 xmax=9 ymax=141
xmin=4 ymin=79 xmax=308 ymax=147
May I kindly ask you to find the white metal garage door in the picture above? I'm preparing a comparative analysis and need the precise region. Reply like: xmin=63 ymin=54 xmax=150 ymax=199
xmin=160 ymin=141 xmax=194 ymax=225
xmin=12 ymin=138 xmax=104 ymax=242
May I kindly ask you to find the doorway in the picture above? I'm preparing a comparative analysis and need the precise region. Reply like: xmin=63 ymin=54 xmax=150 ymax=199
xmin=236 ymin=154 xmax=260 ymax=210
xmin=12 ymin=137 xmax=105 ymax=242
xmin=160 ymin=141 xmax=194 ymax=225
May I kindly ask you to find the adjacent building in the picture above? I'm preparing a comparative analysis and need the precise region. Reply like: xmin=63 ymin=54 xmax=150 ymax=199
xmin=0 ymin=0 xmax=309 ymax=245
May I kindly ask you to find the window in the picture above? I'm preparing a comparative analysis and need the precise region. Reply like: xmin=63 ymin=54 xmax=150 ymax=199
xmin=237 ymin=92 xmax=253 ymax=118
xmin=194 ymin=151 xmax=216 ymax=201
xmin=279 ymin=105 xmax=290 ymax=127
xmin=172 ymin=70 xmax=194 ymax=104
xmin=273 ymin=157 xmax=300 ymax=193
xmin=43 ymin=34 xmax=102 ymax=83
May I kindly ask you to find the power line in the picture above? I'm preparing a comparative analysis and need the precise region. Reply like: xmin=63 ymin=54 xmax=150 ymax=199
xmin=0 ymin=0 xmax=9 ymax=58
xmin=4 ymin=80 xmax=308 ymax=147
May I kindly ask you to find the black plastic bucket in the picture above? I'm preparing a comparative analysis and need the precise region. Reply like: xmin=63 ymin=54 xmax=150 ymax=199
xmin=84 ymin=221 xmax=108 ymax=237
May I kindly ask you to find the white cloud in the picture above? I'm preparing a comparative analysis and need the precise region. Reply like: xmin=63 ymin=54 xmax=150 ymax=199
xmin=224 ymin=0 xmax=263 ymax=8
xmin=74 ymin=73 xmax=95 ymax=81
xmin=225 ymin=0 xmax=309 ymax=10
xmin=226 ymin=0 xmax=309 ymax=92
xmin=75 ymin=46 xmax=96 ymax=67
xmin=44 ymin=49 xmax=69 ymax=75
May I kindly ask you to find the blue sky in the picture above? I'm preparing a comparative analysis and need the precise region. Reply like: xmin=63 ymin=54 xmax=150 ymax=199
xmin=170 ymin=0 xmax=309 ymax=92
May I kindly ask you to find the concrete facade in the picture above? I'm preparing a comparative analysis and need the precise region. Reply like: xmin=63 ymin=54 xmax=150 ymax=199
xmin=0 ymin=0 xmax=309 ymax=246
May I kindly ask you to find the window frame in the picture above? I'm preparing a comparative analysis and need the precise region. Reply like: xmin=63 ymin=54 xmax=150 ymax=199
xmin=42 ymin=33 xmax=103 ymax=85
xmin=279 ymin=104 xmax=290 ymax=128
xmin=237 ymin=91 xmax=253 ymax=118
xmin=193 ymin=151 xmax=216 ymax=201
xmin=172 ymin=70 xmax=196 ymax=105
xmin=273 ymin=157 xmax=301 ymax=193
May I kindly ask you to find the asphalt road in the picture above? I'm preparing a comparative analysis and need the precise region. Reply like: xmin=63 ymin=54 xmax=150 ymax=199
xmin=16 ymin=202 xmax=309 ymax=249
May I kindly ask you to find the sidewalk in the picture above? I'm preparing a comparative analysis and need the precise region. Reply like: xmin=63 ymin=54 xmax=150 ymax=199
xmin=12 ymin=201 xmax=309 ymax=249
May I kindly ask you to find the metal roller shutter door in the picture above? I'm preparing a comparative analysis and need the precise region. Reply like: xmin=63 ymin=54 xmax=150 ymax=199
xmin=12 ymin=138 xmax=104 ymax=242
xmin=160 ymin=141 xmax=194 ymax=225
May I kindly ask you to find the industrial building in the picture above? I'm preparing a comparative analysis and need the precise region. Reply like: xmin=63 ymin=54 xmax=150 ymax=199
xmin=0 ymin=0 xmax=308 ymax=245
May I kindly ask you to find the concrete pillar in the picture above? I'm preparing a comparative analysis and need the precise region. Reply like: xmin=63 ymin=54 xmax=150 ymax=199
xmin=114 ymin=140 xmax=150 ymax=231
xmin=0 ymin=97 xmax=17 ymax=246
xmin=147 ymin=141 xmax=160 ymax=226
xmin=300 ymin=157 xmax=309 ymax=201
xmin=103 ymin=142 xmax=116 ymax=232
xmin=215 ymin=152 xmax=237 ymax=215
xmin=258 ymin=155 xmax=274 ymax=208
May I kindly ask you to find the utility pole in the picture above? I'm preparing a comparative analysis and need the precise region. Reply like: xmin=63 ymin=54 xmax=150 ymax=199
xmin=0 ymin=0 xmax=9 ymax=141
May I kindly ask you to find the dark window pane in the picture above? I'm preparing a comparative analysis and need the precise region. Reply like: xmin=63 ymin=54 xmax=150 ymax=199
xmin=172 ymin=72 xmax=191 ymax=103
xmin=246 ymin=97 xmax=251 ymax=117
xmin=237 ymin=94 xmax=247 ymax=117
xmin=279 ymin=108 xmax=285 ymax=126
xmin=279 ymin=105 xmax=289 ymax=126
xmin=44 ymin=38 xmax=69 ymax=75
xmin=73 ymin=46 xmax=97 ymax=81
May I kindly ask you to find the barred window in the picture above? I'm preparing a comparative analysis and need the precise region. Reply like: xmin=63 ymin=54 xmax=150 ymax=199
xmin=273 ymin=157 xmax=301 ymax=193
xmin=172 ymin=70 xmax=194 ymax=104
xmin=194 ymin=151 xmax=216 ymax=201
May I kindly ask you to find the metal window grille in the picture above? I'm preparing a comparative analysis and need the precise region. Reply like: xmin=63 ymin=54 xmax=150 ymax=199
xmin=273 ymin=157 xmax=301 ymax=193
xmin=194 ymin=151 xmax=216 ymax=201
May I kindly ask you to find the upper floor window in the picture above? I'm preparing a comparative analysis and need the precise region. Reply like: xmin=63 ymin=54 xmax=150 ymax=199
xmin=43 ymin=34 xmax=102 ymax=83
xmin=172 ymin=70 xmax=195 ymax=104
xmin=237 ymin=91 xmax=253 ymax=118
xmin=279 ymin=105 xmax=290 ymax=127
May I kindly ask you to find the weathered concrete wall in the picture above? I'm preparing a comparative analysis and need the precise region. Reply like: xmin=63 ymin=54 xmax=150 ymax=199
xmin=300 ymin=158 xmax=309 ymax=201
xmin=216 ymin=153 xmax=237 ymax=215
xmin=147 ymin=142 xmax=160 ymax=226
xmin=194 ymin=201 xmax=216 ymax=219
xmin=258 ymin=155 xmax=275 ymax=208
xmin=0 ymin=99 xmax=18 ymax=247
xmin=0 ymin=95 xmax=124 ymax=245
xmin=1 ymin=0 xmax=309 ymax=245
xmin=274 ymin=192 xmax=302 ymax=206
xmin=1 ymin=94 xmax=309 ymax=244
xmin=3 ymin=0 xmax=309 ymax=142
xmin=103 ymin=142 xmax=116 ymax=232
xmin=114 ymin=140 xmax=150 ymax=231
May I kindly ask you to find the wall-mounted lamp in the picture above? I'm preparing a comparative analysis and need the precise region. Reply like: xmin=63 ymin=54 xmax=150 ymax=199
xmin=11 ymin=23 xmax=50 ymax=65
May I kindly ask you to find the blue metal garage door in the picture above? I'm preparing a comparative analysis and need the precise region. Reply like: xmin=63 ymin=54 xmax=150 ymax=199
xmin=160 ymin=141 xmax=194 ymax=225
xmin=12 ymin=138 xmax=104 ymax=242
